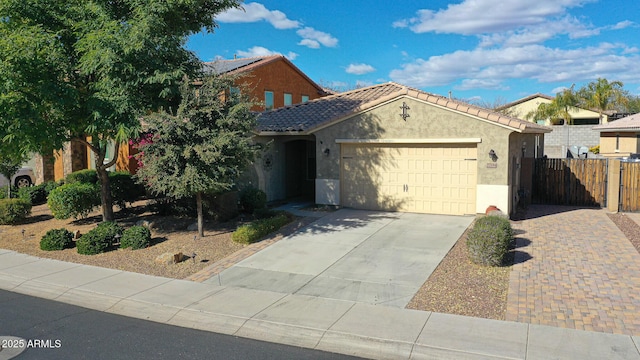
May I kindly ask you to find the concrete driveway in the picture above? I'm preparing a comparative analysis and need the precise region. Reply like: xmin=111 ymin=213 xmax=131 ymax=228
xmin=205 ymin=209 xmax=473 ymax=308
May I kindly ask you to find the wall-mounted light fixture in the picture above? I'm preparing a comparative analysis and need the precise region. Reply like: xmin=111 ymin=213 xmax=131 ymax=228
xmin=522 ymin=142 xmax=527 ymax=157
xmin=323 ymin=148 xmax=330 ymax=157
xmin=488 ymin=149 xmax=498 ymax=161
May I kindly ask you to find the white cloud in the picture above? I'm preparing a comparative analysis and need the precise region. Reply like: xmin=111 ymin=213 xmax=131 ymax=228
xmin=296 ymin=27 xmax=338 ymax=48
xmin=345 ymin=63 xmax=376 ymax=75
xmin=217 ymin=2 xmax=300 ymax=29
xmin=551 ymin=86 xmax=570 ymax=94
xmin=298 ymin=39 xmax=320 ymax=49
xmin=394 ymin=0 xmax=596 ymax=35
xmin=236 ymin=46 xmax=298 ymax=60
xmin=612 ymin=20 xmax=635 ymax=30
xmin=389 ymin=43 xmax=640 ymax=90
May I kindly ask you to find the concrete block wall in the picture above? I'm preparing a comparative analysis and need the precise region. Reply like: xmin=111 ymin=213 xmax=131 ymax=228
xmin=544 ymin=125 xmax=600 ymax=158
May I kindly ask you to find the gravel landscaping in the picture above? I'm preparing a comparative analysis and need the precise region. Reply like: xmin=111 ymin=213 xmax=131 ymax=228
xmin=2 ymin=201 xmax=515 ymax=319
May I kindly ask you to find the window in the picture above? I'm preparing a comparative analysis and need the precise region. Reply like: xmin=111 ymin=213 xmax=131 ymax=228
xmin=264 ymin=91 xmax=274 ymax=110
xmin=284 ymin=93 xmax=292 ymax=106
xmin=301 ymin=95 xmax=309 ymax=103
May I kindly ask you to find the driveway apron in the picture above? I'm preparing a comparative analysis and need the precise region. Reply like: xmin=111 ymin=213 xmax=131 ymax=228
xmin=507 ymin=205 xmax=640 ymax=336
xmin=205 ymin=209 xmax=473 ymax=308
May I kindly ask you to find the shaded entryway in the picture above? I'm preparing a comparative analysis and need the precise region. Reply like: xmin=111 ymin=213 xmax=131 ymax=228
xmin=285 ymin=139 xmax=315 ymax=200
xmin=206 ymin=209 xmax=473 ymax=308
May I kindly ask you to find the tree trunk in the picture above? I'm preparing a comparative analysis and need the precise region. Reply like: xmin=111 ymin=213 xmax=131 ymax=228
xmin=196 ymin=191 xmax=204 ymax=238
xmin=97 ymin=165 xmax=115 ymax=222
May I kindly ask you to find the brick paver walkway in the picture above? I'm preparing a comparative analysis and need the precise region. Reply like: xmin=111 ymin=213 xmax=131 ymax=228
xmin=507 ymin=205 xmax=640 ymax=336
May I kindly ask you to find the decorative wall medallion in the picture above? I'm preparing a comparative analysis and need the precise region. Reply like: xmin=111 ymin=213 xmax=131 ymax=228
xmin=399 ymin=102 xmax=410 ymax=121
xmin=263 ymin=153 xmax=273 ymax=171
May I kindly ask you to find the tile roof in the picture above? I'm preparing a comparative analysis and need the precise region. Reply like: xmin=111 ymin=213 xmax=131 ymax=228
xmin=496 ymin=93 xmax=554 ymax=111
xmin=202 ymin=55 xmax=326 ymax=95
xmin=256 ymin=82 xmax=551 ymax=134
xmin=202 ymin=55 xmax=282 ymax=75
xmin=592 ymin=113 xmax=640 ymax=132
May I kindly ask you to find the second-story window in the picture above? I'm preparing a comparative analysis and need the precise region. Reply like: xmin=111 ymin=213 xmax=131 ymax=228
xmin=284 ymin=93 xmax=292 ymax=106
xmin=265 ymin=91 xmax=274 ymax=110
xmin=301 ymin=95 xmax=309 ymax=103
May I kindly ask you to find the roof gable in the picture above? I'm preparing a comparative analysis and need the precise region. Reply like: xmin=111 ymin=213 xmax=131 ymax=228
xmin=593 ymin=113 xmax=640 ymax=131
xmin=202 ymin=55 xmax=325 ymax=94
xmin=257 ymin=82 xmax=551 ymax=134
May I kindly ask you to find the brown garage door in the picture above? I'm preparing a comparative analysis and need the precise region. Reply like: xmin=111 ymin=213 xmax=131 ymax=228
xmin=341 ymin=143 xmax=477 ymax=215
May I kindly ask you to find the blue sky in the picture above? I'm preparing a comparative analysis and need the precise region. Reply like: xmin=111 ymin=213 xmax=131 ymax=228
xmin=186 ymin=0 xmax=640 ymax=105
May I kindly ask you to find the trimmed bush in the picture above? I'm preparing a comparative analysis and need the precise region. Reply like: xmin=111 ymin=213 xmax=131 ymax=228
xmin=466 ymin=216 xmax=514 ymax=266
xmin=239 ymin=187 xmax=266 ymax=213
xmin=0 ymin=185 xmax=18 ymax=199
xmin=109 ymin=171 xmax=145 ymax=208
xmin=232 ymin=213 xmax=290 ymax=244
xmin=77 ymin=221 xmax=123 ymax=255
xmin=40 ymin=228 xmax=74 ymax=251
xmin=0 ymin=198 xmax=32 ymax=224
xmin=47 ymin=182 xmax=100 ymax=219
xmin=120 ymin=226 xmax=151 ymax=250
xmin=18 ymin=183 xmax=48 ymax=205
xmin=65 ymin=169 xmax=98 ymax=184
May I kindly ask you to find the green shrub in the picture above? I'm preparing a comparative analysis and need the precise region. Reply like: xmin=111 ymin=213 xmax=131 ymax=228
xmin=47 ymin=182 xmax=100 ymax=219
xmin=109 ymin=171 xmax=145 ymax=208
xmin=44 ymin=180 xmax=63 ymax=194
xmin=239 ymin=187 xmax=266 ymax=213
xmin=0 ymin=185 xmax=18 ymax=199
xmin=120 ymin=225 xmax=151 ymax=250
xmin=65 ymin=169 xmax=98 ymax=184
xmin=466 ymin=216 xmax=514 ymax=266
xmin=0 ymin=198 xmax=32 ymax=224
xmin=232 ymin=213 xmax=290 ymax=244
xmin=18 ymin=183 xmax=48 ymax=205
xmin=77 ymin=221 xmax=123 ymax=255
xmin=40 ymin=228 xmax=74 ymax=251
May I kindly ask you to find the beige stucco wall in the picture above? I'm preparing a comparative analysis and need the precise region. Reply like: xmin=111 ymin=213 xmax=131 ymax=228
xmin=313 ymin=97 xmax=514 ymax=186
xmin=599 ymin=132 xmax=640 ymax=157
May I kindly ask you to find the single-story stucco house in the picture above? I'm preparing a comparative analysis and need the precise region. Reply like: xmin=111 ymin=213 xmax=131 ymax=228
xmin=247 ymin=82 xmax=551 ymax=217
xmin=593 ymin=113 xmax=640 ymax=157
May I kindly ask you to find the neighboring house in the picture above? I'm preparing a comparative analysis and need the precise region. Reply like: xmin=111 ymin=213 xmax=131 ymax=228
xmin=499 ymin=93 xmax=610 ymax=158
xmin=248 ymin=82 xmax=550 ymax=217
xmin=498 ymin=93 xmax=608 ymax=126
xmin=202 ymin=55 xmax=328 ymax=112
xmin=593 ymin=114 xmax=640 ymax=157
xmin=33 ymin=55 xmax=327 ymax=181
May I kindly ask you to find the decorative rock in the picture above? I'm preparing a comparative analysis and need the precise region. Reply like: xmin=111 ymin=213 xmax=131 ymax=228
xmin=154 ymin=252 xmax=185 ymax=265
xmin=155 ymin=252 xmax=175 ymax=265
xmin=74 ymin=230 xmax=81 ymax=239
xmin=187 ymin=222 xmax=198 ymax=231
xmin=136 ymin=220 xmax=155 ymax=229
xmin=485 ymin=205 xmax=500 ymax=215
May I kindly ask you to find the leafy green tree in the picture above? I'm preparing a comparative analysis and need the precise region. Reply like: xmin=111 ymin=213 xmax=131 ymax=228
xmin=0 ymin=0 xmax=241 ymax=221
xmin=577 ymin=78 xmax=628 ymax=124
xmin=135 ymin=76 xmax=259 ymax=237
xmin=526 ymin=86 xmax=579 ymax=125
xmin=626 ymin=95 xmax=640 ymax=114
xmin=0 ymin=147 xmax=29 ymax=198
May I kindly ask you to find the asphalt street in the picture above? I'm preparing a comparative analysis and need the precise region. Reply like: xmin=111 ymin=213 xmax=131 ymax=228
xmin=0 ymin=289 xmax=363 ymax=360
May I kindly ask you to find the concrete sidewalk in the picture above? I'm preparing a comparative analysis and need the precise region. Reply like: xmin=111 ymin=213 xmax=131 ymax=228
xmin=1 ymin=250 xmax=639 ymax=359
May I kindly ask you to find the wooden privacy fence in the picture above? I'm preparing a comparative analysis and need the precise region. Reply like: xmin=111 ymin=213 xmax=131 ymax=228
xmin=620 ymin=161 xmax=640 ymax=212
xmin=532 ymin=158 xmax=608 ymax=207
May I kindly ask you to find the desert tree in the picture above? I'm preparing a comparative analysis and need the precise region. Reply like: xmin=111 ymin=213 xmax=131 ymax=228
xmin=0 ymin=0 xmax=241 ymax=221
xmin=135 ymin=76 xmax=259 ymax=237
